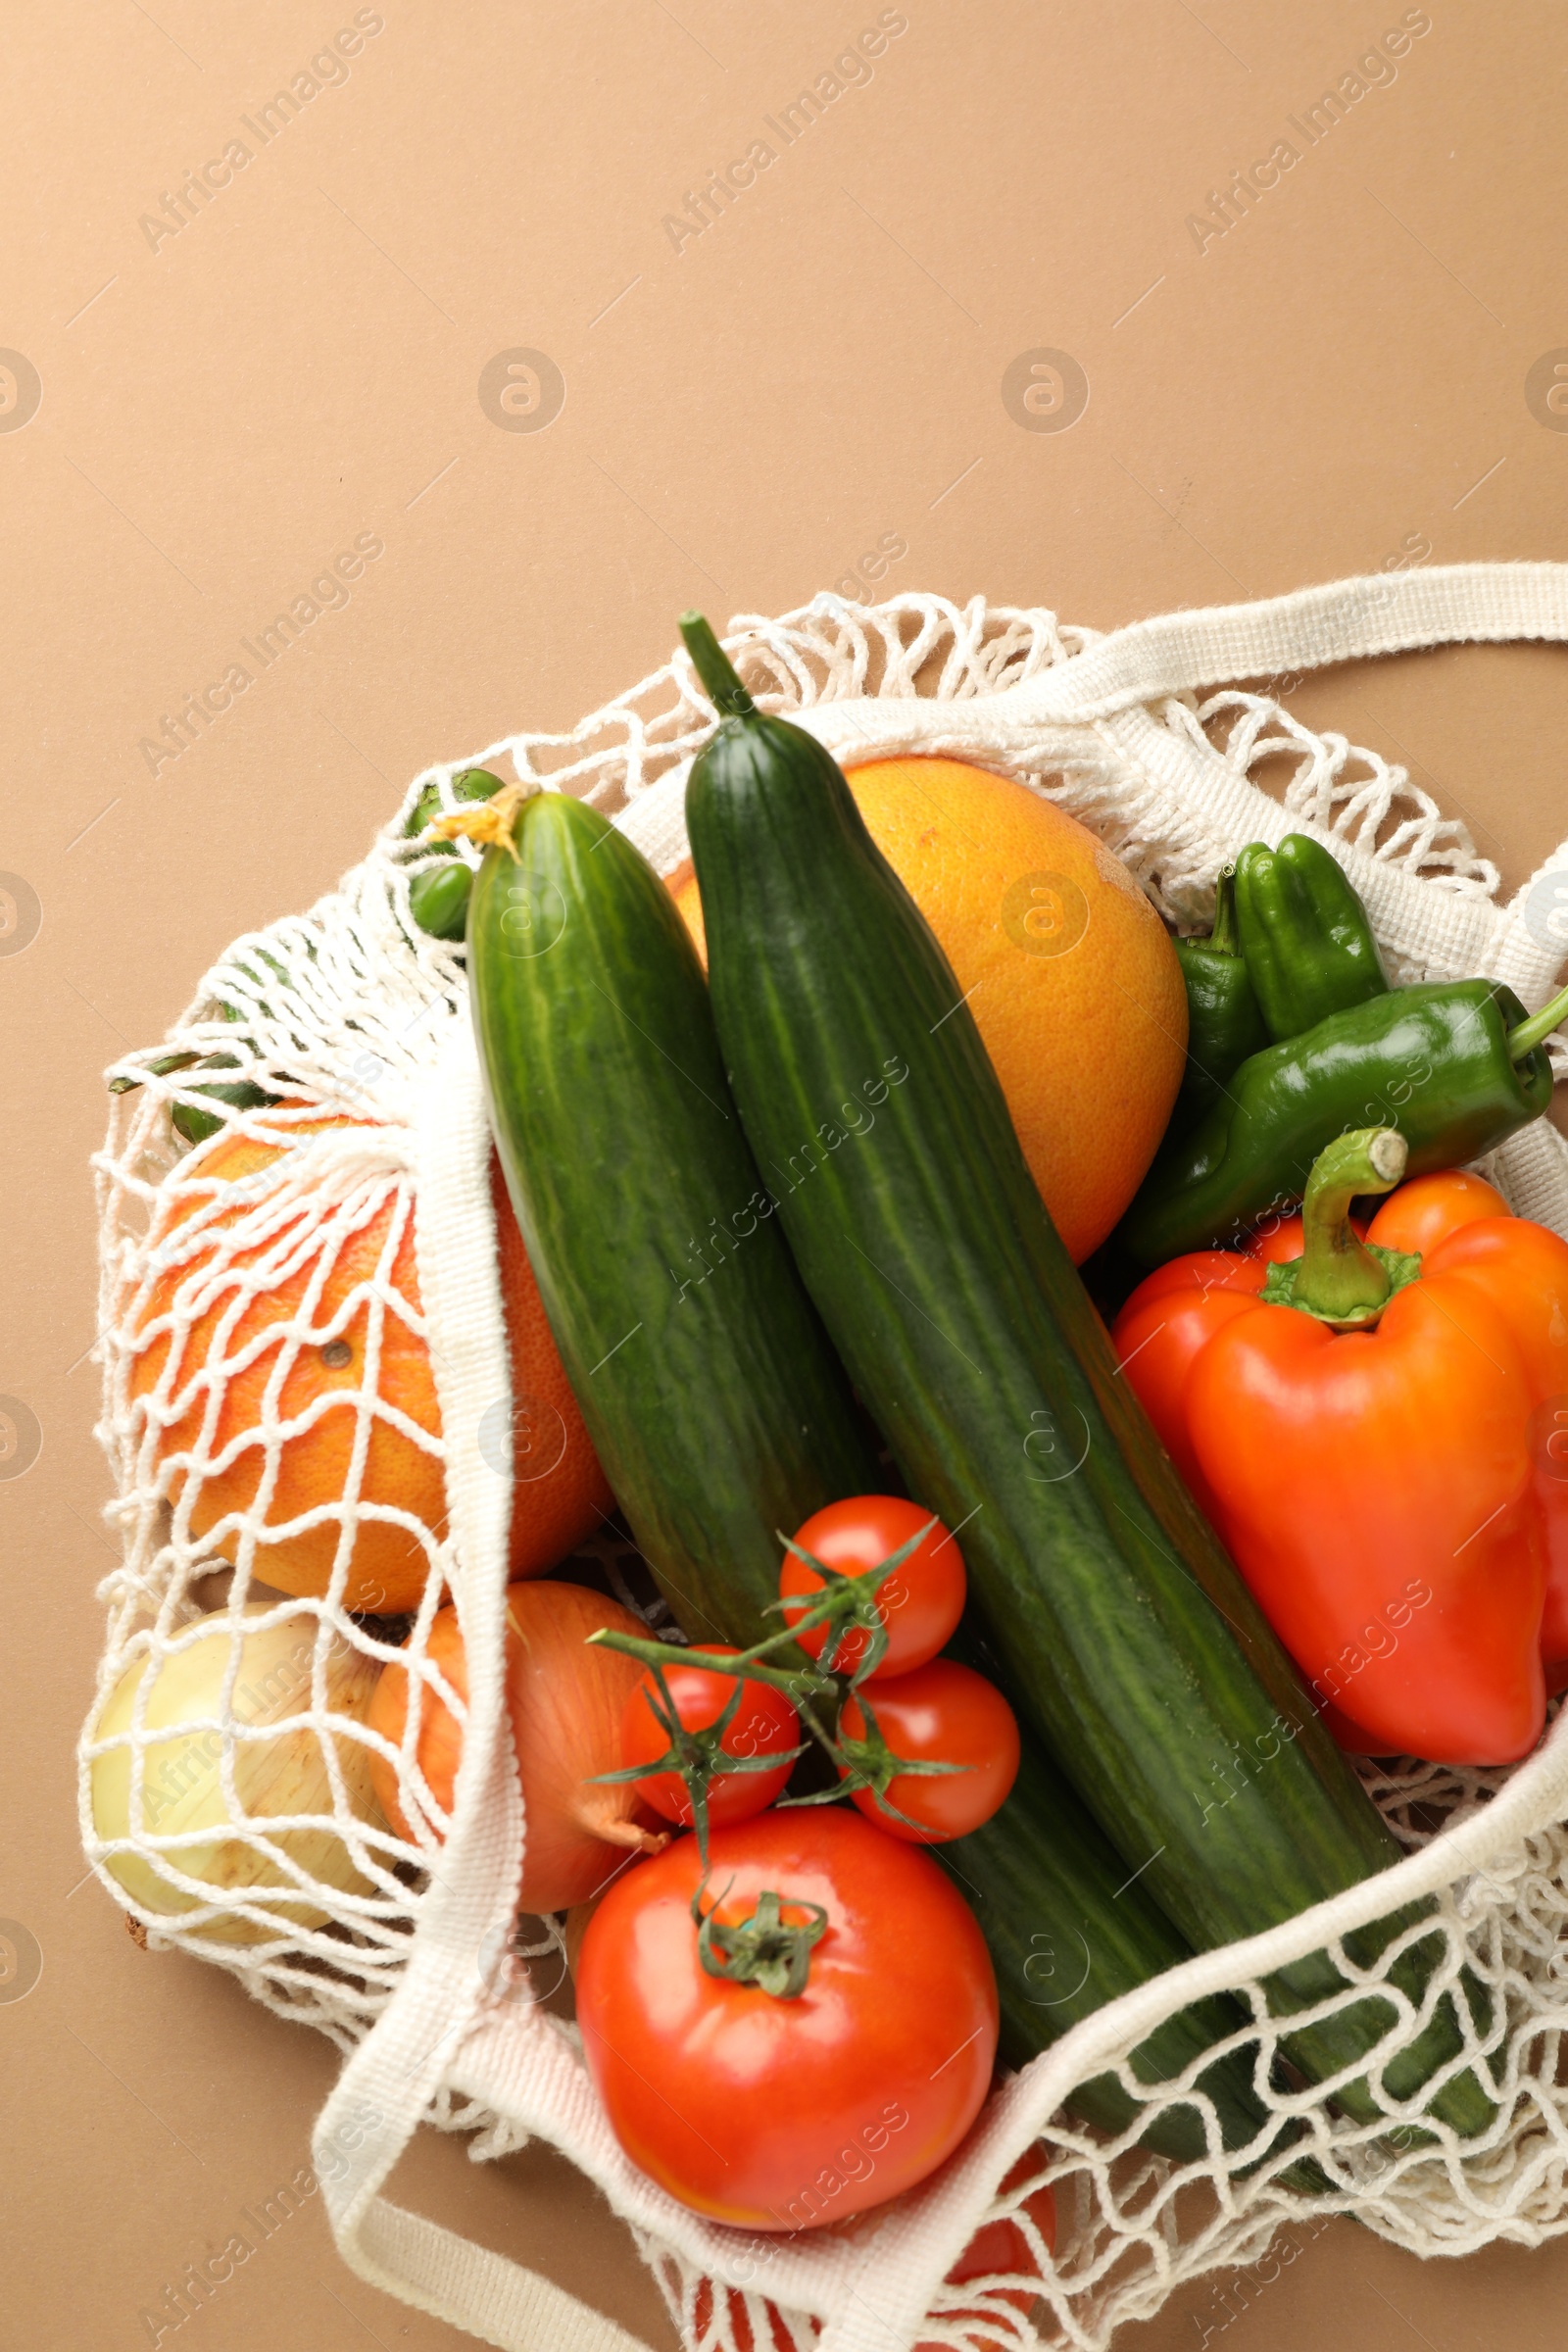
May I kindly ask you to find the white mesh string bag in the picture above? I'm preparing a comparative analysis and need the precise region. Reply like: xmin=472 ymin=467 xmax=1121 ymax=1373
xmin=78 ymin=564 xmax=1568 ymax=2352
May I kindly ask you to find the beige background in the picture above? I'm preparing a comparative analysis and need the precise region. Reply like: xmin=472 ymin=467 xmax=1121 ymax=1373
xmin=6 ymin=2 xmax=1568 ymax=2345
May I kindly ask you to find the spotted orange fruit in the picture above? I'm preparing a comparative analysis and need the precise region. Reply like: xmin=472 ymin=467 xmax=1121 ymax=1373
xmin=126 ymin=1115 xmax=611 ymax=1613
xmin=673 ymin=755 xmax=1187 ymax=1262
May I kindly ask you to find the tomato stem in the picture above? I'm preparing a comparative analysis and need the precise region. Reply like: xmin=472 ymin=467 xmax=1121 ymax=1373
xmin=589 ymin=1519 xmax=934 ymax=1692
xmin=818 ymin=1689 xmax=972 ymax=1833
xmin=772 ymin=1514 xmax=941 ymax=1680
xmin=588 ymin=1522 xmax=953 ymax=1860
xmin=587 ymin=1664 xmax=807 ymax=1868
xmin=589 ymin=1627 xmax=829 ymax=1698
xmin=692 ymin=1879 xmax=828 ymax=1999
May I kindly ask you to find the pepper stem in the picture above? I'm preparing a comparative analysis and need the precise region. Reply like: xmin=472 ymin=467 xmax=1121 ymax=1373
xmin=1506 ymin=977 xmax=1568 ymax=1063
xmin=1207 ymin=865 xmax=1243 ymax=957
xmin=679 ymin=612 xmax=756 ymax=718
xmin=1275 ymin=1127 xmax=1409 ymax=1324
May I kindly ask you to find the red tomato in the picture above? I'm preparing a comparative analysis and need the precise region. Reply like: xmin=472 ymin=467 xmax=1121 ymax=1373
xmin=688 ymin=2282 xmax=796 ymax=2352
xmin=693 ymin=2169 xmax=1056 ymax=2352
xmin=839 ymin=1660 xmax=1020 ymax=1842
xmin=781 ymin=1494 xmax=965 ymax=1680
xmin=619 ymin=1648 xmax=799 ymax=1829
xmin=917 ymin=2164 xmax=1058 ymax=2352
xmin=576 ymin=1809 xmax=998 ymax=2230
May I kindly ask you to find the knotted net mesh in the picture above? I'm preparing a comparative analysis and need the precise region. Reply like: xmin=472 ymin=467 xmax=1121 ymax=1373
xmin=79 ymin=593 xmax=1568 ymax=2348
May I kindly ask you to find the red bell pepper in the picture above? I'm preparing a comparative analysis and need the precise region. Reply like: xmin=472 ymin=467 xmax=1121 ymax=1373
xmin=1113 ymin=1134 xmax=1566 ymax=1767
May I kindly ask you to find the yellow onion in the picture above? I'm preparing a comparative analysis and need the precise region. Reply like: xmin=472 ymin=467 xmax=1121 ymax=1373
xmin=90 ymin=1606 xmax=387 ymax=1944
xmin=368 ymin=1580 xmax=667 ymax=1911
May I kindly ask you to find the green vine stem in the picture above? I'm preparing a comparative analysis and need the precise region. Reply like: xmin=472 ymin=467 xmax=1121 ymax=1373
xmin=587 ymin=1517 xmax=963 ymax=1855
xmin=588 ymin=1663 xmax=808 ymax=1855
xmin=590 ymin=1625 xmax=828 ymax=1702
xmin=586 ymin=1515 xmax=938 ymax=1696
xmin=783 ymin=1688 xmax=970 ymax=1836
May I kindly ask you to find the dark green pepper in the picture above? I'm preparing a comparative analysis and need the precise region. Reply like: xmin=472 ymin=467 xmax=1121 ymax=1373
xmin=108 ymin=1048 xmax=200 ymax=1097
xmin=1169 ymin=866 xmax=1269 ymax=1136
xmin=109 ymin=1027 xmax=282 ymax=1141
xmin=1120 ymin=975 xmax=1568 ymax=1268
xmin=108 ymin=951 xmax=295 ymax=1136
xmin=111 ymin=1060 xmax=280 ymax=1144
xmin=407 ymin=861 xmax=475 ymax=942
xmin=1233 ymin=833 xmax=1388 ymax=1041
xmin=404 ymin=766 xmax=503 ymax=941
xmin=170 ymin=1054 xmax=278 ymax=1145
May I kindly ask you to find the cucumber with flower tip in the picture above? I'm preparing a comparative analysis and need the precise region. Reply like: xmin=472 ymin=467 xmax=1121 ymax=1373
xmin=465 ymin=778 xmax=880 ymax=1644
xmin=677 ymin=611 xmax=1496 ymax=2139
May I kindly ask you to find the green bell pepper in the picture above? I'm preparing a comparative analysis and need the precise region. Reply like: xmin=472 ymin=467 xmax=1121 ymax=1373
xmin=1119 ymin=975 xmax=1568 ymax=1269
xmin=1234 ymin=833 xmax=1388 ymax=1041
xmin=1169 ymin=866 xmax=1269 ymax=1137
xmin=107 ymin=957 xmax=287 ymax=1142
xmin=405 ymin=766 xmax=505 ymax=941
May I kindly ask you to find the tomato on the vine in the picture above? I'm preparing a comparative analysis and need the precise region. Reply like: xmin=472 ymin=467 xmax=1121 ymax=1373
xmin=839 ymin=1658 xmax=1020 ymax=1842
xmin=619 ymin=1647 xmax=800 ymax=1829
xmin=780 ymin=1494 xmax=966 ymax=1679
xmin=575 ymin=1808 xmax=998 ymax=2230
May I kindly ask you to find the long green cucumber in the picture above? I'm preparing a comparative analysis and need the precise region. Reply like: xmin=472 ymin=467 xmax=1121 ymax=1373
xmin=941 ymin=1630 xmax=1316 ymax=2177
xmin=466 ymin=783 xmax=1299 ymax=2166
xmin=679 ymin=616 xmax=1495 ymax=2137
xmin=467 ymin=785 xmax=879 ymax=1644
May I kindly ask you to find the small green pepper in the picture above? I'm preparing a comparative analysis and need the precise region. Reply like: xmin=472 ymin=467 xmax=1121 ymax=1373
xmin=408 ymin=861 xmax=475 ymax=941
xmin=171 ymin=1059 xmax=278 ymax=1146
xmin=109 ymin=1041 xmax=281 ymax=1139
xmin=404 ymin=766 xmax=503 ymax=941
xmin=1119 ymin=974 xmax=1568 ymax=1268
xmin=107 ymin=950 xmax=296 ymax=1132
xmin=1233 ymin=834 xmax=1388 ymax=1041
xmin=403 ymin=765 xmax=503 ymax=843
xmin=1169 ymin=867 xmax=1269 ymax=1137
xmin=108 ymin=1049 xmax=200 ymax=1097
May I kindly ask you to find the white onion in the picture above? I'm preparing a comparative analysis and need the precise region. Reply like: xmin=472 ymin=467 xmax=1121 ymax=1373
xmin=90 ymin=1606 xmax=387 ymax=1944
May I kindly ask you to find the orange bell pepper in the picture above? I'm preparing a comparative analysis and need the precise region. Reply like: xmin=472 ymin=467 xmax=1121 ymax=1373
xmin=1113 ymin=1135 xmax=1564 ymax=1767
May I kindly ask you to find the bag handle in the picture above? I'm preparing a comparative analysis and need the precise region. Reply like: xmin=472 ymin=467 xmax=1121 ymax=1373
xmin=310 ymin=1026 xmax=661 ymax=2352
xmin=999 ymin=560 xmax=1568 ymax=725
xmin=626 ymin=563 xmax=1568 ymax=934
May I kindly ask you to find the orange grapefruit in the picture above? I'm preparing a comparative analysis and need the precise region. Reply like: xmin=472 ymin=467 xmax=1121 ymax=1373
xmin=673 ymin=755 xmax=1186 ymax=1261
xmin=127 ymin=1116 xmax=611 ymax=1612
